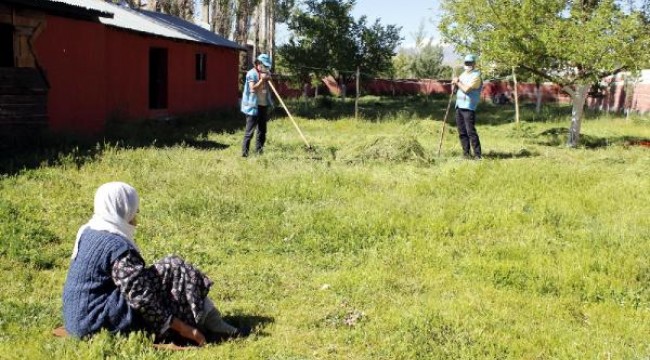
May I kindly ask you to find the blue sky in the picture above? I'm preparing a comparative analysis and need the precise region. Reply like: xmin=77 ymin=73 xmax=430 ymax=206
xmin=350 ymin=0 xmax=441 ymax=47
xmin=276 ymin=0 xmax=442 ymax=48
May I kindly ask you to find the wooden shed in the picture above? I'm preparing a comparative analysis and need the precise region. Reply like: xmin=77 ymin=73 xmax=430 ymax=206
xmin=0 ymin=0 xmax=244 ymax=140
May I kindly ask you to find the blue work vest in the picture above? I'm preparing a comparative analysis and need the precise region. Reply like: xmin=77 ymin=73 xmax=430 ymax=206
xmin=240 ymin=68 xmax=274 ymax=116
xmin=455 ymin=69 xmax=482 ymax=111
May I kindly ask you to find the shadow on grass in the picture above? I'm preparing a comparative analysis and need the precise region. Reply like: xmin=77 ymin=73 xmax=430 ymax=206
xmin=483 ymin=149 xmax=539 ymax=159
xmin=223 ymin=314 xmax=275 ymax=332
xmin=153 ymin=315 xmax=274 ymax=347
xmin=178 ymin=139 xmax=229 ymax=151
xmin=0 ymin=110 xmax=243 ymax=176
xmin=580 ymin=135 xmax=650 ymax=149
xmin=199 ymin=314 xmax=275 ymax=343
xmin=535 ymin=128 xmax=650 ymax=149
xmin=535 ymin=127 xmax=569 ymax=146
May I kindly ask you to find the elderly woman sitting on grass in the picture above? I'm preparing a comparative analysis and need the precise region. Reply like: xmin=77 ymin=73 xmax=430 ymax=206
xmin=62 ymin=182 xmax=249 ymax=346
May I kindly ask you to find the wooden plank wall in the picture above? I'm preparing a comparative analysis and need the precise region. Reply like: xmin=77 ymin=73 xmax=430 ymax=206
xmin=0 ymin=4 xmax=48 ymax=147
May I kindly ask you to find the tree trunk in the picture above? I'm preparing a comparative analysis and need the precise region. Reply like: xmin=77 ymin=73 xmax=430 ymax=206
xmin=252 ymin=0 xmax=273 ymax=59
xmin=253 ymin=5 xmax=260 ymax=57
xmin=268 ymin=0 xmax=275 ymax=66
xmin=235 ymin=0 xmax=256 ymax=70
xmin=202 ymin=0 xmax=209 ymax=24
xmin=234 ymin=0 xmax=253 ymax=46
xmin=212 ymin=0 xmax=234 ymax=38
xmin=179 ymin=0 xmax=194 ymax=20
xmin=157 ymin=0 xmax=193 ymax=20
xmin=567 ymin=84 xmax=589 ymax=147
xmin=625 ymin=75 xmax=638 ymax=121
xmin=535 ymin=82 xmax=542 ymax=115
xmin=125 ymin=0 xmax=142 ymax=8
xmin=512 ymin=67 xmax=519 ymax=125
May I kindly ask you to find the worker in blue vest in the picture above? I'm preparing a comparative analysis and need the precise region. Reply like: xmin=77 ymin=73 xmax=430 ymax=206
xmin=451 ymin=54 xmax=483 ymax=159
xmin=241 ymin=54 xmax=274 ymax=157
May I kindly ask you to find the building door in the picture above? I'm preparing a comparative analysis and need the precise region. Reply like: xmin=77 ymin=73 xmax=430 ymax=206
xmin=149 ymin=48 xmax=168 ymax=109
xmin=0 ymin=24 xmax=14 ymax=67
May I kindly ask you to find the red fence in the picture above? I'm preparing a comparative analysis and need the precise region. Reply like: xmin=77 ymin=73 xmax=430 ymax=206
xmin=273 ymin=76 xmax=650 ymax=113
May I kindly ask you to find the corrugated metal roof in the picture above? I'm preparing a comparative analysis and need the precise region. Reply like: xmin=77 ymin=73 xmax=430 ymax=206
xmin=44 ymin=0 xmax=113 ymax=13
xmin=4 ymin=0 xmax=113 ymax=18
xmin=43 ymin=0 xmax=244 ymax=50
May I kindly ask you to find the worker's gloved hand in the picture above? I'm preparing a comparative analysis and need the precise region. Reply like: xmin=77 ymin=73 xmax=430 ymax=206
xmin=261 ymin=72 xmax=272 ymax=81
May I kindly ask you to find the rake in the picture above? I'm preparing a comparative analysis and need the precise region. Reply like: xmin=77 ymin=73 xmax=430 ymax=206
xmin=267 ymin=81 xmax=312 ymax=149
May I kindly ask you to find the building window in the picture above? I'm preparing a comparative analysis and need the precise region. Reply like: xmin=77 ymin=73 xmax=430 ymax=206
xmin=195 ymin=53 xmax=207 ymax=81
xmin=149 ymin=48 xmax=168 ymax=109
xmin=0 ymin=24 xmax=14 ymax=67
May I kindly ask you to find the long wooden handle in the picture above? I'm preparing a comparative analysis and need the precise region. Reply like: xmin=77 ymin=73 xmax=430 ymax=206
xmin=437 ymin=84 xmax=455 ymax=157
xmin=267 ymin=81 xmax=311 ymax=149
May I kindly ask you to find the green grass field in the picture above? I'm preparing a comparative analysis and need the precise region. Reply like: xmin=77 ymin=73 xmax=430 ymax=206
xmin=1 ymin=96 xmax=649 ymax=359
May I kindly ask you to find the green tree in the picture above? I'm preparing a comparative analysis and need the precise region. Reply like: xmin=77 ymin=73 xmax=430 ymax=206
xmin=106 ymin=0 xmax=144 ymax=8
xmin=156 ymin=0 xmax=194 ymax=20
xmin=278 ymin=0 xmax=402 ymax=84
xmin=409 ymin=44 xmax=450 ymax=79
xmin=439 ymin=0 xmax=650 ymax=147
xmin=209 ymin=0 xmax=235 ymax=37
xmin=391 ymin=51 xmax=412 ymax=78
xmin=390 ymin=21 xmax=450 ymax=80
xmin=252 ymin=0 xmax=295 ymax=65
xmin=408 ymin=21 xmax=450 ymax=79
xmin=234 ymin=0 xmax=260 ymax=69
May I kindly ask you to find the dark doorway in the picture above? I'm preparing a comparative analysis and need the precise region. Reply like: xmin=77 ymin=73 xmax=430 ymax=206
xmin=149 ymin=48 xmax=168 ymax=109
xmin=0 ymin=24 xmax=14 ymax=67
xmin=195 ymin=53 xmax=207 ymax=81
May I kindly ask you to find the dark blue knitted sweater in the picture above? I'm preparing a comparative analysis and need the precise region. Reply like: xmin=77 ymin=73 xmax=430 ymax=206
xmin=62 ymin=228 xmax=139 ymax=337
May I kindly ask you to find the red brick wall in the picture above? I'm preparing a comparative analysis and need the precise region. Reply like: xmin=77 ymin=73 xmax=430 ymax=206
xmin=274 ymin=76 xmax=650 ymax=114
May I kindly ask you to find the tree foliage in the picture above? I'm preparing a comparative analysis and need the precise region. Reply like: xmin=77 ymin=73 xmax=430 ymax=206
xmin=153 ymin=0 xmax=194 ymax=20
xmin=394 ymin=22 xmax=451 ymax=79
xmin=440 ymin=0 xmax=649 ymax=85
xmin=278 ymin=0 xmax=402 ymax=83
xmin=439 ymin=0 xmax=650 ymax=146
xmin=274 ymin=0 xmax=296 ymax=23
xmin=106 ymin=0 xmax=194 ymax=19
xmin=391 ymin=52 xmax=411 ymax=79
xmin=411 ymin=44 xmax=452 ymax=79
xmin=252 ymin=0 xmax=295 ymax=62
xmin=210 ymin=0 xmax=236 ymax=37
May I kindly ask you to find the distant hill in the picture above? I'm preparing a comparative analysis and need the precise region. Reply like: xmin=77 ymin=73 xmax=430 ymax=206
xmin=397 ymin=43 xmax=461 ymax=66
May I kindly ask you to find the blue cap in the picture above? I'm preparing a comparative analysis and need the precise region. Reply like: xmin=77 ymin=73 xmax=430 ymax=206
xmin=257 ymin=54 xmax=272 ymax=68
xmin=464 ymin=54 xmax=477 ymax=63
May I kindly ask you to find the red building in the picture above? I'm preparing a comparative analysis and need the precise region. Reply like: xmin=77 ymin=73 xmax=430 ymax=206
xmin=1 ymin=0 xmax=244 ymax=137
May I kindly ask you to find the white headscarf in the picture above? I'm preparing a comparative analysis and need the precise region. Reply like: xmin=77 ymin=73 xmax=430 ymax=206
xmin=71 ymin=182 xmax=140 ymax=260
